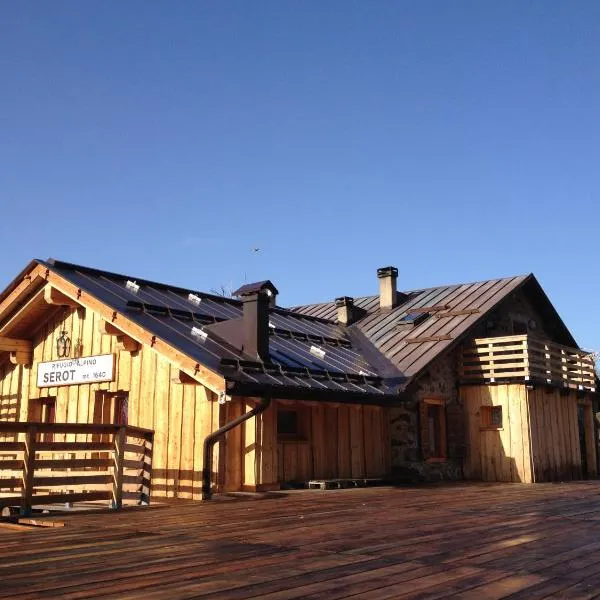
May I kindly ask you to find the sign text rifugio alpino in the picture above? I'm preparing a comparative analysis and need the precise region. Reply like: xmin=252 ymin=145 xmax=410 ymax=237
xmin=37 ymin=354 xmax=115 ymax=388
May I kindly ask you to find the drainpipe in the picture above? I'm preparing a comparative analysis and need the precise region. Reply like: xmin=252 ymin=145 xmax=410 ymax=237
xmin=202 ymin=396 xmax=271 ymax=500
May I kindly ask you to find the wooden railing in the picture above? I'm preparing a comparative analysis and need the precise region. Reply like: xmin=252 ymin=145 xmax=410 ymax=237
xmin=0 ymin=422 xmax=153 ymax=516
xmin=460 ymin=335 xmax=596 ymax=392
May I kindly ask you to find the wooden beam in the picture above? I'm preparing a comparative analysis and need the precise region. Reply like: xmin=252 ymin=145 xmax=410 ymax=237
xmin=171 ymin=370 xmax=201 ymax=385
xmin=406 ymin=305 xmax=451 ymax=314
xmin=97 ymin=320 xmax=141 ymax=353
xmin=0 ymin=337 xmax=32 ymax=352
xmin=436 ymin=309 xmax=481 ymax=318
xmin=43 ymin=286 xmax=80 ymax=307
xmin=0 ymin=337 xmax=33 ymax=366
xmin=0 ymin=264 xmax=47 ymax=324
xmin=10 ymin=350 xmax=31 ymax=365
xmin=41 ymin=273 xmax=225 ymax=393
xmin=405 ymin=335 xmax=453 ymax=344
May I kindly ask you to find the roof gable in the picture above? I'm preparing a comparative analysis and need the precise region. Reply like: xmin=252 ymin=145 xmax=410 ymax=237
xmin=292 ymin=273 xmax=578 ymax=382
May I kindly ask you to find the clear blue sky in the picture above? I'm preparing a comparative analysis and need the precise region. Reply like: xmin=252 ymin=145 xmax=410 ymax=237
xmin=1 ymin=2 xmax=599 ymax=349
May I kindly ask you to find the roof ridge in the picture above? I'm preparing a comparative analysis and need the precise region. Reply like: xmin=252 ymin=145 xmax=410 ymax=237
xmin=42 ymin=258 xmax=244 ymax=307
xmin=291 ymin=274 xmax=531 ymax=310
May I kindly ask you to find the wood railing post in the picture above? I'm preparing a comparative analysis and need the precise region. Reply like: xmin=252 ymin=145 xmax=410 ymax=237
xmin=111 ymin=426 xmax=126 ymax=510
xmin=20 ymin=425 xmax=37 ymax=517
xmin=142 ymin=432 xmax=153 ymax=505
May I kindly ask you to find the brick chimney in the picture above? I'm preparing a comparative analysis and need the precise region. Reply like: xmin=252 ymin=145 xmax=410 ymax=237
xmin=335 ymin=296 xmax=357 ymax=325
xmin=377 ymin=266 xmax=398 ymax=310
xmin=232 ymin=280 xmax=278 ymax=361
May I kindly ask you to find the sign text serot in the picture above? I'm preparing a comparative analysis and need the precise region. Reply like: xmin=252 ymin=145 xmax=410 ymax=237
xmin=37 ymin=354 xmax=115 ymax=388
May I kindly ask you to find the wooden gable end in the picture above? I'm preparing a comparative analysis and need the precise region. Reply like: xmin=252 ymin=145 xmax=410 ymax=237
xmin=0 ymin=273 xmax=227 ymax=500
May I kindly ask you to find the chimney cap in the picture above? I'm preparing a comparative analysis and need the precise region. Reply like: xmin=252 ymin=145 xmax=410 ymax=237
xmin=335 ymin=296 xmax=354 ymax=308
xmin=233 ymin=280 xmax=279 ymax=299
xmin=377 ymin=266 xmax=398 ymax=279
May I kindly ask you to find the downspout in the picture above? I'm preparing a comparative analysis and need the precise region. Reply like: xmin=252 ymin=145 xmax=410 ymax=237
xmin=202 ymin=396 xmax=271 ymax=500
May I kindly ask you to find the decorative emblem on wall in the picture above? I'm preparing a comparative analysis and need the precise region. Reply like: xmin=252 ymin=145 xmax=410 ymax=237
xmin=56 ymin=330 xmax=72 ymax=358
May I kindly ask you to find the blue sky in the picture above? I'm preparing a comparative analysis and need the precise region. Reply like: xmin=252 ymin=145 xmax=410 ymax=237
xmin=1 ymin=2 xmax=599 ymax=349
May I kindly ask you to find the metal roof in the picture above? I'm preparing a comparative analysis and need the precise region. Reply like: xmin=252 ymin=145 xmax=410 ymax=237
xmin=292 ymin=275 xmax=535 ymax=381
xmin=33 ymin=259 xmax=403 ymax=402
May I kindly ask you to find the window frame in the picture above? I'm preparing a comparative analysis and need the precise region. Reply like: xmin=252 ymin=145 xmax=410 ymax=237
xmin=480 ymin=405 xmax=503 ymax=430
xmin=420 ymin=397 xmax=448 ymax=462
xmin=276 ymin=405 xmax=308 ymax=443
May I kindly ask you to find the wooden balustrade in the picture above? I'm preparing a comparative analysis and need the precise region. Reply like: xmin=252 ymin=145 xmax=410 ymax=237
xmin=0 ymin=422 xmax=153 ymax=516
xmin=460 ymin=335 xmax=596 ymax=391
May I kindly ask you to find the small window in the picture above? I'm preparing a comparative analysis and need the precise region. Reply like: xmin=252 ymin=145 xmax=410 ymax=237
xmin=277 ymin=407 xmax=307 ymax=441
xmin=481 ymin=406 xmax=503 ymax=429
xmin=420 ymin=399 xmax=447 ymax=461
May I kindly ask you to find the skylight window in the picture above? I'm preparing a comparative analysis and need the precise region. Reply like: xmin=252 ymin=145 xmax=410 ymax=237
xmin=397 ymin=311 xmax=430 ymax=327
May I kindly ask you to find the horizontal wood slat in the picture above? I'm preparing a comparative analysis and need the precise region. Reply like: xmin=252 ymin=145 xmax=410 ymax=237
xmin=35 ymin=442 xmax=114 ymax=452
xmin=460 ymin=335 xmax=596 ymax=391
xmin=0 ymin=442 xmax=24 ymax=452
xmin=30 ymin=491 xmax=112 ymax=504
xmin=34 ymin=458 xmax=113 ymax=470
xmin=34 ymin=474 xmax=113 ymax=487
xmin=0 ymin=422 xmax=154 ymax=514
xmin=0 ymin=477 xmax=21 ymax=488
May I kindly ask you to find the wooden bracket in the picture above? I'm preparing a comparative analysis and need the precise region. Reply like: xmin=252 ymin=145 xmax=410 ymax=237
xmin=171 ymin=370 xmax=201 ymax=385
xmin=0 ymin=337 xmax=33 ymax=365
xmin=43 ymin=286 xmax=80 ymax=308
xmin=97 ymin=320 xmax=141 ymax=353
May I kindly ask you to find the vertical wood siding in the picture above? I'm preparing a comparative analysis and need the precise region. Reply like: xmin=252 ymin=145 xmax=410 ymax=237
xmin=0 ymin=304 xmax=221 ymax=499
xmin=463 ymin=384 xmax=596 ymax=483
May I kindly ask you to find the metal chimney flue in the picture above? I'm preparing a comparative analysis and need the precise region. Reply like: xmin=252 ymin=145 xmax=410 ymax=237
xmin=377 ymin=266 xmax=398 ymax=310
xmin=232 ymin=280 xmax=279 ymax=361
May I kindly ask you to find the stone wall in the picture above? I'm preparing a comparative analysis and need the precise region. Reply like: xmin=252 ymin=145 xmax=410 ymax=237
xmin=390 ymin=351 xmax=463 ymax=483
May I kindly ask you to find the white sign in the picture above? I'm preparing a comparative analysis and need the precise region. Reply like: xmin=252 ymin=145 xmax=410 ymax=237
xmin=37 ymin=354 xmax=115 ymax=388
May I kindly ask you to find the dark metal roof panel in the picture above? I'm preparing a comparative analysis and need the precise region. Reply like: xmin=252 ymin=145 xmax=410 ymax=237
xmin=39 ymin=260 xmax=397 ymax=399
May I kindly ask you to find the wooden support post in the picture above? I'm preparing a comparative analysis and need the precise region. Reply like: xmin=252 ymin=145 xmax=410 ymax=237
xmin=112 ymin=426 xmax=126 ymax=510
xmin=20 ymin=425 xmax=37 ymax=517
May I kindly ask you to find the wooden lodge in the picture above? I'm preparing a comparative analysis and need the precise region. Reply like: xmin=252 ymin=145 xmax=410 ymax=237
xmin=0 ymin=259 xmax=597 ymax=512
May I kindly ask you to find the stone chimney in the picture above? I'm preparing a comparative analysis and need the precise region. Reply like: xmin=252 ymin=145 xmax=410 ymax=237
xmin=377 ymin=266 xmax=398 ymax=310
xmin=335 ymin=296 xmax=357 ymax=326
xmin=232 ymin=280 xmax=278 ymax=361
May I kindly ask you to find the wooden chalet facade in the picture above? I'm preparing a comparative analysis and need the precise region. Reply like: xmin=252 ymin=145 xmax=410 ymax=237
xmin=0 ymin=260 xmax=597 ymax=509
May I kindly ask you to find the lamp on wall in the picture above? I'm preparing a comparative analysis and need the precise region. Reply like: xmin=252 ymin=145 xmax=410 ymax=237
xmin=56 ymin=330 xmax=72 ymax=358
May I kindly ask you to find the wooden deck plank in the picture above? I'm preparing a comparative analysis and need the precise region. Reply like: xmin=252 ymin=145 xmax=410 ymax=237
xmin=3 ymin=482 xmax=600 ymax=599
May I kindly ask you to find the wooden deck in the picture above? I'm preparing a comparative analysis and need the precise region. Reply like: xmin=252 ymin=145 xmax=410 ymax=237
xmin=3 ymin=482 xmax=600 ymax=599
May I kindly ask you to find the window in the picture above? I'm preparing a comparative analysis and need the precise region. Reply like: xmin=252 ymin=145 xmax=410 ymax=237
xmin=420 ymin=399 xmax=447 ymax=461
xmin=277 ymin=406 xmax=307 ymax=442
xmin=397 ymin=311 xmax=430 ymax=327
xmin=481 ymin=406 xmax=503 ymax=429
